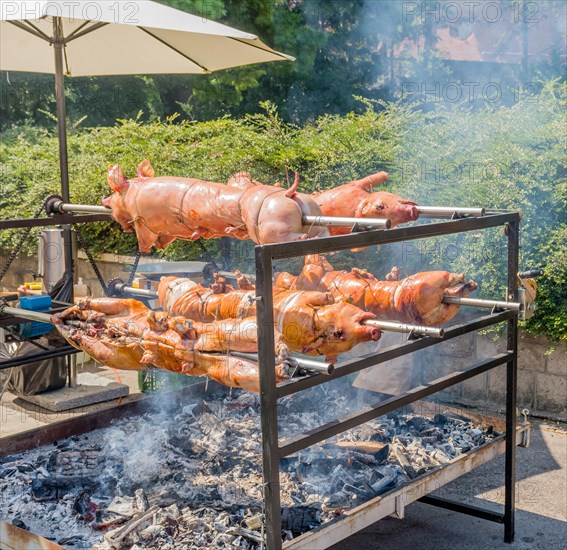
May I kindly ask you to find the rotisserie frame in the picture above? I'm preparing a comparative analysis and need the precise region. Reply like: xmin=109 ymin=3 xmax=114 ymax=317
xmin=254 ymin=211 xmax=520 ymax=550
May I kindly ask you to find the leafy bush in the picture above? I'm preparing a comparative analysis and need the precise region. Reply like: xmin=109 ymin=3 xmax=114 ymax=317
xmin=1 ymin=85 xmax=565 ymax=339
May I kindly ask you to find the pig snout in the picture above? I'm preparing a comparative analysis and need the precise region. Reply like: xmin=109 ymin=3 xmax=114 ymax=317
xmin=403 ymin=203 xmax=419 ymax=221
xmin=390 ymin=200 xmax=419 ymax=225
xmin=366 ymin=326 xmax=380 ymax=341
xmin=354 ymin=312 xmax=381 ymax=341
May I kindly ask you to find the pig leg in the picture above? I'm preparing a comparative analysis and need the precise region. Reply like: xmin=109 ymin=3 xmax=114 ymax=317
xmin=293 ymin=264 xmax=329 ymax=291
xmin=132 ymin=222 xmax=159 ymax=254
xmin=76 ymin=298 xmax=148 ymax=318
xmin=156 ymin=235 xmax=177 ymax=249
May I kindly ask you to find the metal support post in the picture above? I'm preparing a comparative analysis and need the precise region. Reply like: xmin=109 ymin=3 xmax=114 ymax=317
xmin=68 ymin=353 xmax=78 ymax=388
xmin=504 ymin=218 xmax=519 ymax=543
xmin=53 ymin=18 xmax=75 ymax=303
xmin=255 ymin=247 xmax=282 ymax=550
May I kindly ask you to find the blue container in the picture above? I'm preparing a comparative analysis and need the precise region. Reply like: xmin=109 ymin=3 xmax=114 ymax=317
xmin=20 ymin=295 xmax=52 ymax=311
xmin=19 ymin=295 xmax=53 ymax=338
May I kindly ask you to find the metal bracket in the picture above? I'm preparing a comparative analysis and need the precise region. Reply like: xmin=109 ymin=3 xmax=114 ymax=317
xmin=351 ymin=222 xmax=379 ymax=233
xmin=407 ymin=329 xmax=422 ymax=341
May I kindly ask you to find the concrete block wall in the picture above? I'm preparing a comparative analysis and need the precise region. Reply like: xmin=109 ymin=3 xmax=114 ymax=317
xmin=419 ymin=330 xmax=566 ymax=421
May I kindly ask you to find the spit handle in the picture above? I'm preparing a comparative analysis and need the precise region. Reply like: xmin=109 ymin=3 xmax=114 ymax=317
xmin=518 ymin=270 xmax=543 ymax=278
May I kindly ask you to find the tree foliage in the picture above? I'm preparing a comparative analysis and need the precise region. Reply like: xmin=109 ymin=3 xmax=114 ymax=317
xmin=1 ymin=85 xmax=565 ymax=339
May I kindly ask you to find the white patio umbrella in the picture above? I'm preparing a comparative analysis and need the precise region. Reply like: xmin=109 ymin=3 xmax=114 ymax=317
xmin=0 ymin=0 xmax=293 ymax=201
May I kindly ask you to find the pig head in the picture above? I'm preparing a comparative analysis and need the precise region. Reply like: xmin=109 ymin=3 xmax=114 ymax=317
xmin=314 ymin=171 xmax=419 ymax=234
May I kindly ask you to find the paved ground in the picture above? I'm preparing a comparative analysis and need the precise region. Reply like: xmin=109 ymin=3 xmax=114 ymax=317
xmin=0 ymin=362 xmax=141 ymax=439
xmin=332 ymin=421 xmax=567 ymax=550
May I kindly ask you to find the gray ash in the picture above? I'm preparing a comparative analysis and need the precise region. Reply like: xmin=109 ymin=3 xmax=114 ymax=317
xmin=0 ymin=387 xmax=497 ymax=549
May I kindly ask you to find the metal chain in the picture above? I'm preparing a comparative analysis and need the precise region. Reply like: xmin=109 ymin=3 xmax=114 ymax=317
xmin=127 ymin=251 xmax=142 ymax=285
xmin=75 ymin=227 xmax=108 ymax=293
xmin=76 ymin=228 xmax=141 ymax=293
xmin=0 ymin=198 xmax=49 ymax=284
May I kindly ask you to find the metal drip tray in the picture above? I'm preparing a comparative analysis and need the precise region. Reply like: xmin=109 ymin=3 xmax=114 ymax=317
xmin=132 ymin=261 xmax=207 ymax=281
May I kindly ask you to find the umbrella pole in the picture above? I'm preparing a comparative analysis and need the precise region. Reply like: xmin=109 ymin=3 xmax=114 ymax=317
xmin=53 ymin=18 xmax=76 ymax=386
xmin=52 ymin=18 xmax=76 ymax=291
xmin=53 ymin=18 xmax=69 ymax=203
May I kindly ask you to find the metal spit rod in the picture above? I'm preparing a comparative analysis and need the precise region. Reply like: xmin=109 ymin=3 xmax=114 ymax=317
xmin=417 ymin=206 xmax=485 ymax=218
xmin=54 ymin=203 xmax=394 ymax=232
xmin=54 ymin=202 xmax=486 ymax=223
xmin=217 ymin=270 xmax=256 ymax=281
xmin=231 ymin=351 xmax=334 ymax=375
xmin=0 ymin=305 xmax=53 ymax=324
xmin=442 ymin=296 xmax=523 ymax=311
xmin=118 ymin=286 xmax=159 ymax=299
xmin=303 ymin=215 xmax=391 ymax=230
xmin=58 ymin=203 xmax=112 ymax=215
xmin=362 ymin=319 xmax=445 ymax=338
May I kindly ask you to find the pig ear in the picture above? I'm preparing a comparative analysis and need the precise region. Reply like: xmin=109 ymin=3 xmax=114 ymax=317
xmin=137 ymin=159 xmax=155 ymax=179
xmin=107 ymin=164 xmax=129 ymax=193
xmin=354 ymin=171 xmax=389 ymax=191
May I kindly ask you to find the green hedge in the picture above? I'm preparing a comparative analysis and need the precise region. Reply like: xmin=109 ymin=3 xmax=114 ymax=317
xmin=1 ymin=87 xmax=565 ymax=340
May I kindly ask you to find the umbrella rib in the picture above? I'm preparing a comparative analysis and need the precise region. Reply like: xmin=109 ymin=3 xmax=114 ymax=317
xmin=64 ymin=20 xmax=92 ymax=42
xmin=65 ymin=22 xmax=109 ymax=43
xmin=8 ymin=20 xmax=51 ymax=42
xmin=138 ymin=28 xmax=211 ymax=73
xmin=227 ymin=37 xmax=294 ymax=61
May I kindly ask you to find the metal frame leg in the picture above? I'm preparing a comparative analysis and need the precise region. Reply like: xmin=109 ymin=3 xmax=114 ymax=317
xmin=504 ymin=219 xmax=519 ymax=543
xmin=256 ymin=248 xmax=282 ymax=550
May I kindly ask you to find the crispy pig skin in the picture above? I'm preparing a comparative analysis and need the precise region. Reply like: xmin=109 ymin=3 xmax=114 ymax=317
xmin=51 ymin=298 xmax=288 ymax=393
xmin=158 ymin=278 xmax=380 ymax=362
xmin=275 ymin=256 xmax=478 ymax=326
xmin=102 ymin=161 xmax=326 ymax=253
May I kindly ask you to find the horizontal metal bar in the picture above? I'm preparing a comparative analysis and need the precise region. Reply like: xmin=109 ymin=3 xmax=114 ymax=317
xmin=261 ymin=212 xmax=520 ymax=260
xmin=518 ymin=269 xmax=543 ymax=279
xmin=277 ymin=309 xmax=515 ymax=398
xmin=0 ymin=214 xmax=111 ymax=230
xmin=287 ymin=356 xmax=335 ymax=375
xmin=419 ymin=495 xmax=505 ymax=523
xmin=231 ymin=351 xmax=334 ymax=375
xmin=0 ymin=346 xmax=78 ymax=372
xmin=59 ymin=203 xmax=112 ymax=215
xmin=0 ymin=306 xmax=53 ymax=324
xmin=417 ymin=206 xmax=485 ymax=218
xmin=303 ymin=215 xmax=391 ymax=230
xmin=278 ymin=352 xmax=513 ymax=457
xmin=443 ymin=296 xmax=522 ymax=311
xmin=121 ymin=286 xmax=158 ymax=299
xmin=363 ymin=319 xmax=444 ymax=338
xmin=217 ymin=270 xmax=256 ymax=281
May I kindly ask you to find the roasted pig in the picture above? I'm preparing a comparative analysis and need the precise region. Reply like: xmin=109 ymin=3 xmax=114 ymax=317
xmin=102 ymin=161 xmax=327 ymax=253
xmin=274 ymin=256 xmax=478 ymax=326
xmin=51 ymin=298 xmax=289 ymax=393
xmin=313 ymin=171 xmax=419 ymax=232
xmin=158 ymin=278 xmax=381 ymax=361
